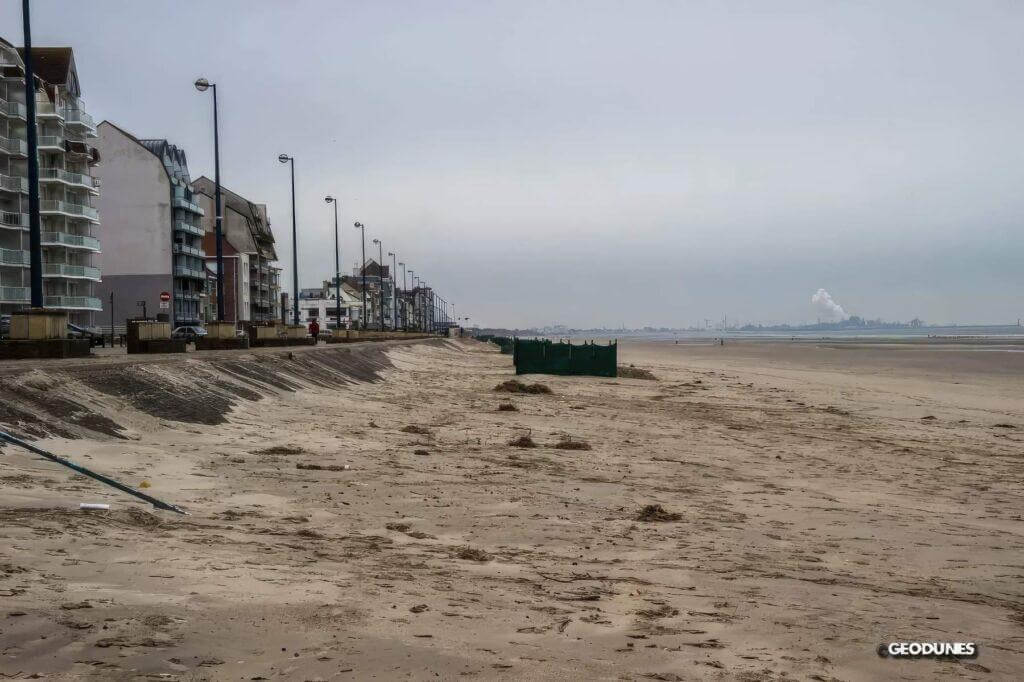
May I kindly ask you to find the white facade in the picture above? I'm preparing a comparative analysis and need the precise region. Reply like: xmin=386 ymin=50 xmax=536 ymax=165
xmin=291 ymin=283 xmax=362 ymax=328
xmin=0 ymin=40 xmax=102 ymax=326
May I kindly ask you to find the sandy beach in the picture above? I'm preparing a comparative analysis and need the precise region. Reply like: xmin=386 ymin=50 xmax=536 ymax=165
xmin=1 ymin=337 xmax=1022 ymax=680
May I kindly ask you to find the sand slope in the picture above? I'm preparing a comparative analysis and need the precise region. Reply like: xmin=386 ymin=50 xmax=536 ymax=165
xmin=0 ymin=339 xmax=1021 ymax=680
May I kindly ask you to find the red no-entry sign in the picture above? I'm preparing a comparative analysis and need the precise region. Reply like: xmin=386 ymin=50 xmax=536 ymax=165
xmin=159 ymin=291 xmax=171 ymax=302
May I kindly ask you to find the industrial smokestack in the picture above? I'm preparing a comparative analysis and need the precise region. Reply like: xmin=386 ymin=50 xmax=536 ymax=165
xmin=811 ymin=288 xmax=847 ymax=321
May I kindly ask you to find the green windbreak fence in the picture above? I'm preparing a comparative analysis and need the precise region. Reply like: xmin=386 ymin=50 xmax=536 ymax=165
xmin=513 ymin=338 xmax=617 ymax=377
xmin=478 ymin=335 xmax=514 ymax=354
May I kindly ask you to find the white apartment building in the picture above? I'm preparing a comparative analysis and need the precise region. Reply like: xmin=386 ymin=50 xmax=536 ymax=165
xmin=0 ymin=40 xmax=102 ymax=326
xmin=290 ymin=281 xmax=363 ymax=328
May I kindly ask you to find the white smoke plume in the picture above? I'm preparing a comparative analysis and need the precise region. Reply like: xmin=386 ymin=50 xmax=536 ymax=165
xmin=811 ymin=288 xmax=847 ymax=321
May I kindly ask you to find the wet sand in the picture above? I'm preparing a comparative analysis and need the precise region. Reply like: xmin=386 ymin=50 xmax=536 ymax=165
xmin=0 ymin=338 xmax=1021 ymax=680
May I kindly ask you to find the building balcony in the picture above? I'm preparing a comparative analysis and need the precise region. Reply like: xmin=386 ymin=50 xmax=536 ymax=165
xmin=63 ymin=109 xmax=97 ymax=136
xmin=172 ymin=197 xmax=204 ymax=215
xmin=39 ymin=168 xmax=99 ymax=193
xmin=173 ymin=265 xmax=205 ymax=280
xmin=174 ymin=220 xmax=204 ymax=238
xmin=40 ymin=199 xmax=99 ymax=222
xmin=0 ymin=173 xmax=27 ymax=194
xmin=0 ymin=247 xmax=28 ymax=266
xmin=42 ymin=263 xmax=101 ymax=281
xmin=0 ymin=44 xmax=23 ymax=70
xmin=0 ymin=211 xmax=28 ymax=229
xmin=173 ymin=243 xmax=205 ymax=257
xmin=0 ymin=136 xmax=27 ymax=157
xmin=36 ymin=102 xmax=64 ymax=120
xmin=0 ymin=285 xmax=28 ymax=303
xmin=44 ymin=295 xmax=101 ymax=311
xmin=0 ymin=99 xmax=27 ymax=120
xmin=40 ymin=231 xmax=101 ymax=251
xmin=174 ymin=290 xmax=202 ymax=301
xmin=38 ymin=135 xmax=64 ymax=152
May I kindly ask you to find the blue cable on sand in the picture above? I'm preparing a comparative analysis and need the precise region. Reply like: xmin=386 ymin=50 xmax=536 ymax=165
xmin=0 ymin=429 xmax=188 ymax=515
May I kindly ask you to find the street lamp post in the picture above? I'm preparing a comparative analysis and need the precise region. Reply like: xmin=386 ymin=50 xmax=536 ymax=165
xmin=278 ymin=154 xmax=298 ymax=326
xmin=408 ymin=270 xmax=415 ymax=331
xmin=398 ymin=261 xmax=406 ymax=329
xmin=194 ymin=78 xmax=225 ymax=322
xmin=325 ymin=196 xmax=341 ymax=330
xmin=21 ymin=0 xmax=42 ymax=309
xmin=372 ymin=238 xmax=384 ymax=330
xmin=388 ymin=251 xmax=397 ymax=330
xmin=353 ymin=222 xmax=366 ymax=328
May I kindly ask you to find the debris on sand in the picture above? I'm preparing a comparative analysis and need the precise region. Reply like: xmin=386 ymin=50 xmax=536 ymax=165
xmin=410 ymin=604 xmax=429 ymax=613
xmin=636 ymin=504 xmax=683 ymax=522
xmin=920 ymin=415 xmax=937 ymax=421
xmin=414 ymin=449 xmax=430 ymax=456
xmin=386 ymin=522 xmax=411 ymax=532
xmin=494 ymin=380 xmax=552 ymax=394
xmin=994 ymin=423 xmax=1017 ymax=429
xmin=618 ymin=365 xmax=658 ymax=380
xmin=554 ymin=438 xmax=591 ymax=451
xmin=296 ymin=463 xmax=349 ymax=471
xmin=252 ymin=445 xmax=304 ymax=456
xmin=508 ymin=435 xmax=537 ymax=448
xmin=635 ymin=603 xmax=680 ymax=619
xmin=497 ymin=402 xmax=518 ymax=412
xmin=454 ymin=546 xmax=491 ymax=562
xmin=401 ymin=425 xmax=432 ymax=435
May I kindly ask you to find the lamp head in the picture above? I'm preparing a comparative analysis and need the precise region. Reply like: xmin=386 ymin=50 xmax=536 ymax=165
xmin=372 ymin=238 xmax=380 ymax=245
xmin=278 ymin=154 xmax=291 ymax=164
xmin=194 ymin=78 xmax=211 ymax=92
xmin=325 ymin=195 xmax=335 ymax=203
xmin=388 ymin=251 xmax=394 ymax=257
xmin=354 ymin=222 xmax=363 ymax=228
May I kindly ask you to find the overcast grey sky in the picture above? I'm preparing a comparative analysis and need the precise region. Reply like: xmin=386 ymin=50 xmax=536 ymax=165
xmin=5 ymin=0 xmax=1022 ymax=327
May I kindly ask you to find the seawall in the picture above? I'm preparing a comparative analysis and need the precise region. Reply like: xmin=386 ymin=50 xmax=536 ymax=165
xmin=0 ymin=339 xmax=444 ymax=443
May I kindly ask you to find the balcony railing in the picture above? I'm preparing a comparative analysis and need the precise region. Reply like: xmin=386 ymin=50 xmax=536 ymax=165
xmin=1 ymin=211 xmax=28 ymax=228
xmin=37 ymin=135 xmax=64 ymax=150
xmin=0 ymin=44 xmax=23 ymax=69
xmin=173 ymin=243 xmax=205 ymax=257
xmin=62 ymin=108 xmax=96 ymax=133
xmin=0 ymin=174 xmax=28 ymax=193
xmin=0 ymin=285 xmax=28 ymax=303
xmin=40 ymin=199 xmax=99 ymax=221
xmin=44 ymin=295 xmax=101 ymax=311
xmin=42 ymin=263 xmax=101 ymax=280
xmin=172 ymin=197 xmax=204 ymax=215
xmin=173 ymin=265 xmax=205 ymax=279
xmin=40 ymin=231 xmax=101 ymax=251
xmin=39 ymin=167 xmax=98 ymax=190
xmin=0 ymin=136 xmax=27 ymax=156
xmin=174 ymin=290 xmax=202 ymax=300
xmin=174 ymin=220 xmax=204 ymax=237
xmin=36 ymin=102 xmax=64 ymax=119
xmin=0 ymin=99 xmax=27 ymax=120
xmin=0 ymin=247 xmax=28 ymax=266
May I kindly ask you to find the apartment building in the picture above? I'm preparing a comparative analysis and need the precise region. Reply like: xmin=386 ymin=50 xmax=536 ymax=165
xmin=92 ymin=122 xmax=206 ymax=326
xmin=0 ymin=39 xmax=102 ymax=326
xmin=290 ymin=280 xmax=362 ymax=328
xmin=191 ymin=177 xmax=280 ymax=325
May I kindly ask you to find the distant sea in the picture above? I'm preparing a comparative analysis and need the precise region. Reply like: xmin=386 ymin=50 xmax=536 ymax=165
xmin=550 ymin=325 xmax=1024 ymax=342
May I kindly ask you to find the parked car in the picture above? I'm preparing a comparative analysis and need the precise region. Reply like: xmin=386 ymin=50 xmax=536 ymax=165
xmin=171 ymin=325 xmax=208 ymax=341
xmin=67 ymin=323 xmax=103 ymax=347
xmin=0 ymin=314 xmax=10 ymax=339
